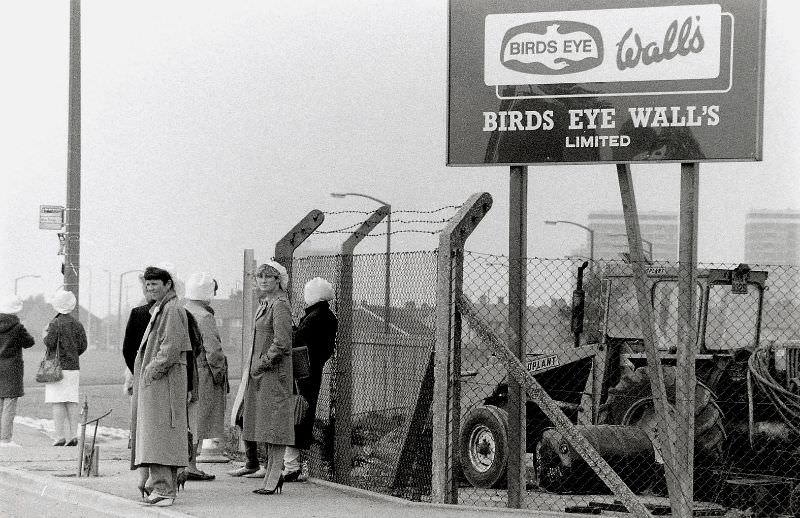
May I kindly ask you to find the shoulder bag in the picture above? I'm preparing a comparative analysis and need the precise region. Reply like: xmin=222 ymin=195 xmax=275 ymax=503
xmin=36 ymin=336 xmax=63 ymax=383
xmin=292 ymin=345 xmax=310 ymax=380
xmin=293 ymin=382 xmax=309 ymax=425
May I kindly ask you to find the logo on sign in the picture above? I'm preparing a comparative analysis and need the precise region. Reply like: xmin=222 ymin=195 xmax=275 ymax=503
xmin=500 ymin=21 xmax=603 ymax=75
xmin=484 ymin=4 xmax=722 ymax=87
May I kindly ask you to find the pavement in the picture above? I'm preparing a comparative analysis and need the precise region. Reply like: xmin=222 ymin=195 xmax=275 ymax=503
xmin=0 ymin=418 xmax=596 ymax=518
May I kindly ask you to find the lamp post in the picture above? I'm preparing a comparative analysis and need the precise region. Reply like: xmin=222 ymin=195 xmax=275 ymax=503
xmin=545 ymin=220 xmax=595 ymax=263
xmin=14 ymin=275 xmax=41 ymax=296
xmin=610 ymin=233 xmax=653 ymax=261
xmin=102 ymin=269 xmax=111 ymax=349
xmin=331 ymin=192 xmax=391 ymax=333
xmin=117 ymin=270 xmax=143 ymax=346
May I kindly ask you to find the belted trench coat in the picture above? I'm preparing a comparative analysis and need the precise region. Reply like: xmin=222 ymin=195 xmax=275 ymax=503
xmin=240 ymin=291 xmax=294 ymax=445
xmin=130 ymin=291 xmax=191 ymax=468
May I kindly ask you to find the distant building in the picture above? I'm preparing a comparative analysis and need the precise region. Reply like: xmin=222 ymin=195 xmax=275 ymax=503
xmin=587 ymin=211 xmax=678 ymax=261
xmin=744 ymin=209 xmax=800 ymax=266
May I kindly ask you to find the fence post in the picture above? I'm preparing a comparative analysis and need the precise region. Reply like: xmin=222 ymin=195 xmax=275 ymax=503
xmin=431 ymin=192 xmax=493 ymax=504
xmin=334 ymin=205 xmax=389 ymax=485
xmin=273 ymin=209 xmax=326 ymax=290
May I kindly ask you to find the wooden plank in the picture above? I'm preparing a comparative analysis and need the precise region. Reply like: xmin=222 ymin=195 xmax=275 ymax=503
xmin=617 ymin=164 xmax=689 ymax=517
xmin=507 ymin=166 xmax=527 ymax=508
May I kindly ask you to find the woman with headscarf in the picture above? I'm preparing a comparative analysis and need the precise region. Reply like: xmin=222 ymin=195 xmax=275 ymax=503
xmin=282 ymin=277 xmax=338 ymax=481
xmin=0 ymin=294 xmax=35 ymax=447
xmin=242 ymin=261 xmax=294 ymax=495
xmin=44 ymin=289 xmax=87 ymax=446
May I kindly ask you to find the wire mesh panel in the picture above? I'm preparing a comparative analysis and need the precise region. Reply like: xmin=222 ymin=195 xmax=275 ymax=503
xmin=292 ymin=251 xmax=438 ymax=499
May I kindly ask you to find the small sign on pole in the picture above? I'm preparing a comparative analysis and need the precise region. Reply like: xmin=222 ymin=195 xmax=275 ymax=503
xmin=39 ymin=205 xmax=65 ymax=230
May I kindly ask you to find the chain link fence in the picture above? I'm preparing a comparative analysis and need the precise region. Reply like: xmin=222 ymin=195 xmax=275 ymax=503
xmin=456 ymin=252 xmax=800 ymax=516
xmin=289 ymin=251 xmax=437 ymax=499
xmin=239 ymin=248 xmax=800 ymax=516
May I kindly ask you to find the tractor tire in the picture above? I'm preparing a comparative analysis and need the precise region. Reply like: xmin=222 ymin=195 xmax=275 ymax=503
xmin=599 ymin=366 xmax=726 ymax=461
xmin=459 ymin=405 xmax=508 ymax=489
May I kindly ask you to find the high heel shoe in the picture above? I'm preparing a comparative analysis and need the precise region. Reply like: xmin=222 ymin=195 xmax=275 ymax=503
xmin=252 ymin=474 xmax=284 ymax=495
xmin=176 ymin=470 xmax=187 ymax=492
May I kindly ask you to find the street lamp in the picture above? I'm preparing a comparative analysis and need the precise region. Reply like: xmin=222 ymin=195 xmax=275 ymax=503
xmin=102 ymin=269 xmax=112 ymax=350
xmin=117 ymin=270 xmax=143 ymax=347
xmin=545 ymin=220 xmax=595 ymax=263
xmin=14 ymin=275 xmax=41 ymax=295
xmin=610 ymin=234 xmax=653 ymax=261
xmin=330 ymin=192 xmax=391 ymax=333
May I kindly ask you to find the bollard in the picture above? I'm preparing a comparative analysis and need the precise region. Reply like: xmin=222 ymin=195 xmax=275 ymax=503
xmin=197 ymin=438 xmax=229 ymax=463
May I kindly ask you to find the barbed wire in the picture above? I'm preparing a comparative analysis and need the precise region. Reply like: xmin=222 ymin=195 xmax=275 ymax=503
xmin=322 ymin=205 xmax=462 ymax=217
xmin=317 ymin=229 xmax=444 ymax=237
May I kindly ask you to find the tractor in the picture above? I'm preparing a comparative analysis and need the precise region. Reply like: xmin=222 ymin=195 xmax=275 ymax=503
xmin=459 ymin=262 xmax=800 ymax=511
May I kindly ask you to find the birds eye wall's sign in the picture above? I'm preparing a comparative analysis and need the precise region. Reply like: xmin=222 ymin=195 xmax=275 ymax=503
xmin=447 ymin=0 xmax=766 ymax=166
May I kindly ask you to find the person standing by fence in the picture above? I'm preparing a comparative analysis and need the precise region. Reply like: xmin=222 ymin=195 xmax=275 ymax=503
xmin=283 ymin=277 xmax=338 ymax=481
xmin=242 ymin=262 xmax=294 ymax=495
xmin=184 ymin=272 xmax=228 ymax=481
xmin=131 ymin=265 xmax=191 ymax=507
xmin=44 ymin=289 xmax=87 ymax=447
xmin=0 ymin=295 xmax=35 ymax=447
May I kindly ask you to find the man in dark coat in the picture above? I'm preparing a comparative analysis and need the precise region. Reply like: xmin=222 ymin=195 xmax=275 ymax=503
xmin=122 ymin=283 xmax=156 ymax=375
xmin=0 ymin=295 xmax=35 ymax=447
xmin=283 ymin=277 xmax=338 ymax=481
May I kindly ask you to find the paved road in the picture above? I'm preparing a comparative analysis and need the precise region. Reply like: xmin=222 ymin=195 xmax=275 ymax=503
xmin=0 ymin=485 xmax=117 ymax=518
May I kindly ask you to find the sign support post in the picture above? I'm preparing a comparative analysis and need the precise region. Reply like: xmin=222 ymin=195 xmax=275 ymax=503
xmin=507 ymin=166 xmax=527 ymax=507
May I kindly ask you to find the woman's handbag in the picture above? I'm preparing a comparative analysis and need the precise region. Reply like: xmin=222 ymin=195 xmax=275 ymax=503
xmin=36 ymin=341 xmax=63 ymax=383
xmin=293 ymin=385 xmax=309 ymax=426
xmin=292 ymin=346 xmax=310 ymax=380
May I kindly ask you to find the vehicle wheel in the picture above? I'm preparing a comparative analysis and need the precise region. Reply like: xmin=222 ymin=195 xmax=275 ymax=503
xmin=459 ymin=405 xmax=508 ymax=488
xmin=599 ymin=365 xmax=726 ymax=461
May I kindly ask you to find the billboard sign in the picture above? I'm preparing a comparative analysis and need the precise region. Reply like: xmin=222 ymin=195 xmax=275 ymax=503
xmin=39 ymin=205 xmax=64 ymax=230
xmin=448 ymin=0 xmax=767 ymax=166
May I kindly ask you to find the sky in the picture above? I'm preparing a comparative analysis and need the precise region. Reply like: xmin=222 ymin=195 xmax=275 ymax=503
xmin=1 ymin=0 xmax=798 ymax=318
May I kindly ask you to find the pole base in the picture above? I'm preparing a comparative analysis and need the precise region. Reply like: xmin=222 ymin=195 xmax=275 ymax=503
xmin=196 ymin=438 xmax=230 ymax=463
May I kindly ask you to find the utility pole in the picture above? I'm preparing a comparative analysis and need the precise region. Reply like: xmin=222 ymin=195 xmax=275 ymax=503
xmin=63 ymin=0 xmax=82 ymax=319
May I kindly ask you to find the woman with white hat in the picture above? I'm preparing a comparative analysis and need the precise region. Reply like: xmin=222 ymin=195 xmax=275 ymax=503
xmin=44 ymin=289 xmax=88 ymax=446
xmin=0 ymin=294 xmax=35 ymax=447
xmin=240 ymin=261 xmax=294 ymax=495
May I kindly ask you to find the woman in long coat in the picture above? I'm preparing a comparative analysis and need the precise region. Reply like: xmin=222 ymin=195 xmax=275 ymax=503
xmin=0 ymin=295 xmax=35 ymax=447
xmin=130 ymin=265 xmax=191 ymax=505
xmin=242 ymin=261 xmax=294 ymax=494
xmin=283 ymin=277 xmax=338 ymax=480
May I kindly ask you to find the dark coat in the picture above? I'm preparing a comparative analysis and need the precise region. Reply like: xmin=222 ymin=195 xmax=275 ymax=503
xmin=0 ymin=314 xmax=35 ymax=398
xmin=122 ymin=302 xmax=155 ymax=374
xmin=293 ymin=300 xmax=338 ymax=449
xmin=44 ymin=313 xmax=87 ymax=371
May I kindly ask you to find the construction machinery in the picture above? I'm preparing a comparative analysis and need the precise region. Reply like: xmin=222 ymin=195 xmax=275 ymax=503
xmin=459 ymin=262 xmax=800 ymax=512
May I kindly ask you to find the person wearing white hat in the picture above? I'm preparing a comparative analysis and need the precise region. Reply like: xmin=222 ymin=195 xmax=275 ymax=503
xmin=282 ymin=277 xmax=338 ymax=481
xmin=43 ymin=289 xmax=87 ymax=447
xmin=183 ymin=272 xmax=228 ymax=482
xmin=235 ymin=261 xmax=294 ymax=495
xmin=0 ymin=294 xmax=35 ymax=447
xmin=131 ymin=265 xmax=192 ymax=506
